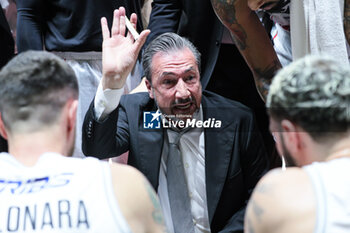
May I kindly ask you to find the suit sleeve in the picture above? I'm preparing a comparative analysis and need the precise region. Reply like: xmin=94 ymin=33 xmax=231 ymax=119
xmin=144 ymin=0 xmax=182 ymax=47
xmin=16 ymin=0 xmax=45 ymax=52
xmin=0 ymin=8 xmax=14 ymax=69
xmin=221 ymin=112 xmax=269 ymax=232
xmin=82 ymin=99 xmax=130 ymax=159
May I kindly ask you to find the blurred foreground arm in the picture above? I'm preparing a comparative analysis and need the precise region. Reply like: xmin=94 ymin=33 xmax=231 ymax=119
xmin=111 ymin=163 xmax=168 ymax=233
xmin=210 ymin=0 xmax=281 ymax=101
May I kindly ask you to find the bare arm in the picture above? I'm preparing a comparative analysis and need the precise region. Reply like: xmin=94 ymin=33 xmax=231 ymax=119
xmin=111 ymin=163 xmax=168 ymax=233
xmin=210 ymin=0 xmax=281 ymax=101
xmin=344 ymin=0 xmax=350 ymax=45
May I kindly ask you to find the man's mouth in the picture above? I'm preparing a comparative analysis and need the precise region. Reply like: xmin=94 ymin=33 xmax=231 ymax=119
xmin=174 ymin=102 xmax=192 ymax=110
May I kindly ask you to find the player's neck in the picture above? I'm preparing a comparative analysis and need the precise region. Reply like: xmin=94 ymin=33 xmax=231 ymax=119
xmin=8 ymin=131 xmax=67 ymax=167
xmin=326 ymin=136 xmax=350 ymax=161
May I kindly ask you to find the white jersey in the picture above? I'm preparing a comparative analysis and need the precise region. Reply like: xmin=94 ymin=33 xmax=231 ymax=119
xmin=303 ymin=158 xmax=350 ymax=233
xmin=0 ymin=152 xmax=132 ymax=233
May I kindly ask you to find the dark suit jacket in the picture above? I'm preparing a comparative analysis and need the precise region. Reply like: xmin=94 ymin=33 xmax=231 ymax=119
xmin=0 ymin=9 xmax=14 ymax=152
xmin=145 ymin=0 xmax=224 ymax=89
xmin=82 ymin=91 xmax=268 ymax=232
xmin=0 ymin=8 xmax=14 ymax=69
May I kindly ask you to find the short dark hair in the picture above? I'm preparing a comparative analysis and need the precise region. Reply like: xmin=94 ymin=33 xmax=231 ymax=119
xmin=142 ymin=32 xmax=201 ymax=83
xmin=267 ymin=55 xmax=350 ymax=141
xmin=0 ymin=51 xmax=78 ymax=133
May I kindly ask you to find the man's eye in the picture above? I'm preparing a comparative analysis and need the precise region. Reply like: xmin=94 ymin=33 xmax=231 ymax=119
xmin=185 ymin=76 xmax=195 ymax=82
xmin=163 ymin=79 xmax=175 ymax=85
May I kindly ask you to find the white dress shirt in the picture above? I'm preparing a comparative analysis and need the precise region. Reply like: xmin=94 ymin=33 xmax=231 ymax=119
xmin=94 ymin=83 xmax=211 ymax=233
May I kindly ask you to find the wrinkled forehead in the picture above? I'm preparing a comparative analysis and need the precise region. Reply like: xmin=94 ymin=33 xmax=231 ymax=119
xmin=151 ymin=49 xmax=199 ymax=77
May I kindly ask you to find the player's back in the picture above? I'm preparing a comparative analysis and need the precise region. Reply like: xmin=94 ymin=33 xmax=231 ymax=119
xmin=0 ymin=152 xmax=132 ymax=233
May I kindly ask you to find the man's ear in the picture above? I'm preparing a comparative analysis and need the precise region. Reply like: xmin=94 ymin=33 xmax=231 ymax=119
xmin=280 ymin=119 xmax=303 ymax=153
xmin=145 ymin=78 xmax=154 ymax=99
xmin=0 ymin=113 xmax=8 ymax=140
xmin=67 ymin=99 xmax=78 ymax=138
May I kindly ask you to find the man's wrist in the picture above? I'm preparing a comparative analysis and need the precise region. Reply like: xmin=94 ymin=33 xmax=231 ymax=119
xmin=94 ymin=82 xmax=124 ymax=120
xmin=102 ymin=74 xmax=126 ymax=90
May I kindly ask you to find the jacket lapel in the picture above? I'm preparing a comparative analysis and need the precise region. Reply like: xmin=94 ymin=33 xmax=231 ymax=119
xmin=202 ymin=95 xmax=236 ymax=224
xmin=137 ymin=98 xmax=164 ymax=190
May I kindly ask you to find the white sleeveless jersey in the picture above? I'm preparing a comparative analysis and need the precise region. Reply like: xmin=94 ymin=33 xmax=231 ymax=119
xmin=303 ymin=158 xmax=350 ymax=233
xmin=0 ymin=152 xmax=132 ymax=233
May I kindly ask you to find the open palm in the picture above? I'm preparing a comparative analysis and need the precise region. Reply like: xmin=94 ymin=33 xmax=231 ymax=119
xmin=101 ymin=7 xmax=150 ymax=89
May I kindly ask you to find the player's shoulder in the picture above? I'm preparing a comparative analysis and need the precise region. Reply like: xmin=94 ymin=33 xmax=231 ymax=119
xmin=109 ymin=163 xmax=150 ymax=201
xmin=255 ymin=167 xmax=314 ymax=202
xmin=245 ymin=167 xmax=316 ymax=233
xmin=109 ymin=163 xmax=159 ymax=227
xmin=110 ymin=162 xmax=145 ymax=182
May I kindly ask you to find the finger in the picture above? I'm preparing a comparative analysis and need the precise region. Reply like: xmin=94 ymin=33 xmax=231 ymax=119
xmin=130 ymin=13 xmax=137 ymax=27
xmin=101 ymin=17 xmax=110 ymax=41
xmin=134 ymin=29 xmax=151 ymax=53
xmin=119 ymin=7 xmax=126 ymax=36
xmin=111 ymin=9 xmax=120 ymax=36
xmin=126 ymin=13 xmax=138 ymax=40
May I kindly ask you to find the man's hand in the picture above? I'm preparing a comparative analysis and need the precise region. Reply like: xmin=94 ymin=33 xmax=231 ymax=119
xmin=101 ymin=7 xmax=150 ymax=90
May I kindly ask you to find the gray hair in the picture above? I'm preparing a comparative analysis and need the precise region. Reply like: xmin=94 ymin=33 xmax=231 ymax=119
xmin=0 ymin=51 xmax=78 ymax=133
xmin=267 ymin=55 xmax=350 ymax=141
xmin=142 ymin=32 xmax=201 ymax=83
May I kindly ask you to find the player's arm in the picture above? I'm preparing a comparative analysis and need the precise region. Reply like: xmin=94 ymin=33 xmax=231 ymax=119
xmin=245 ymin=168 xmax=316 ymax=233
xmin=16 ymin=0 xmax=45 ymax=52
xmin=110 ymin=163 xmax=168 ymax=233
xmin=344 ymin=0 xmax=350 ymax=45
xmin=210 ymin=0 xmax=281 ymax=101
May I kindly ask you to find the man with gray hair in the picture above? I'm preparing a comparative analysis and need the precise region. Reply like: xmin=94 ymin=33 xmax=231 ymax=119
xmin=245 ymin=55 xmax=350 ymax=233
xmin=0 ymin=50 xmax=167 ymax=232
xmin=83 ymin=8 xmax=268 ymax=233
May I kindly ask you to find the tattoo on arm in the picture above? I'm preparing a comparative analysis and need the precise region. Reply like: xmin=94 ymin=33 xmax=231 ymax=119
xmin=255 ymin=182 xmax=270 ymax=193
xmin=246 ymin=218 xmax=256 ymax=233
xmin=344 ymin=0 xmax=350 ymax=44
xmin=211 ymin=0 xmax=247 ymax=50
xmin=246 ymin=182 xmax=275 ymax=233
xmin=251 ymin=200 xmax=264 ymax=222
xmin=144 ymin=180 xmax=167 ymax=228
xmin=253 ymin=59 xmax=281 ymax=100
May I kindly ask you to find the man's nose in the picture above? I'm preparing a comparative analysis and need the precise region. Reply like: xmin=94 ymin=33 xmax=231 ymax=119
xmin=175 ymin=79 xmax=190 ymax=99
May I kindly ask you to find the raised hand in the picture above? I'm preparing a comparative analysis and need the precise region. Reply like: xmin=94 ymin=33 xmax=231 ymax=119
xmin=101 ymin=7 xmax=150 ymax=90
